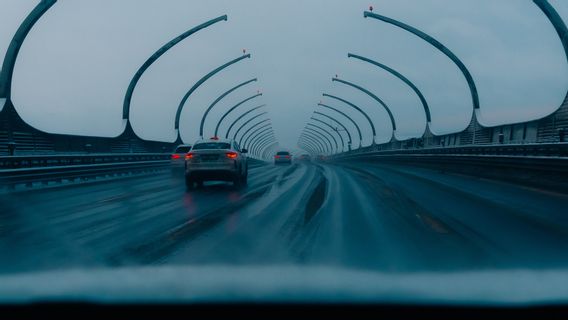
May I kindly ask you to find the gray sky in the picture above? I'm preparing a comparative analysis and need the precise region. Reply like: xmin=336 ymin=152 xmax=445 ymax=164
xmin=1 ymin=0 xmax=567 ymax=150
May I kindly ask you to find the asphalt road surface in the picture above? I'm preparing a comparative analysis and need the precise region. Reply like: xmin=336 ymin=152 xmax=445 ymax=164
xmin=1 ymin=161 xmax=568 ymax=275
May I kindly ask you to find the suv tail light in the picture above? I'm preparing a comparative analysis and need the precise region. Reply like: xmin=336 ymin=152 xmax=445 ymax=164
xmin=185 ymin=153 xmax=194 ymax=160
xmin=226 ymin=152 xmax=238 ymax=159
xmin=171 ymin=154 xmax=181 ymax=160
xmin=275 ymin=155 xmax=280 ymax=159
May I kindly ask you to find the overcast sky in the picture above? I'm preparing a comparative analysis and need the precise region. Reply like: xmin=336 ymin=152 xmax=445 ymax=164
xmin=1 ymin=0 xmax=567 ymax=151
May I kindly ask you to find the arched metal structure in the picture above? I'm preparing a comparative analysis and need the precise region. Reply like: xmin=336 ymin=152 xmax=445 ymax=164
xmin=0 ymin=0 xmax=57 ymax=101
xmin=534 ymin=0 xmax=568 ymax=107
xmin=199 ymin=78 xmax=257 ymax=137
xmin=318 ymin=103 xmax=362 ymax=147
xmin=244 ymin=126 xmax=272 ymax=151
xmin=215 ymin=93 xmax=263 ymax=136
xmin=332 ymin=77 xmax=397 ymax=134
xmin=313 ymin=111 xmax=352 ymax=150
xmin=534 ymin=0 xmax=568 ymax=64
xmin=241 ymin=121 xmax=271 ymax=148
xmin=348 ymin=53 xmax=431 ymax=123
xmin=262 ymin=142 xmax=279 ymax=160
xmin=123 ymin=15 xmax=227 ymax=121
xmin=307 ymin=123 xmax=339 ymax=152
xmin=259 ymin=140 xmax=276 ymax=159
xmin=364 ymin=10 xmax=479 ymax=111
xmin=300 ymin=134 xmax=325 ymax=154
xmin=298 ymin=136 xmax=321 ymax=153
xmin=298 ymin=142 xmax=317 ymax=155
xmin=226 ymin=104 xmax=266 ymax=138
xmin=311 ymin=117 xmax=345 ymax=152
xmin=302 ymin=131 xmax=329 ymax=154
xmin=322 ymin=93 xmax=376 ymax=140
xmin=175 ymin=53 xmax=251 ymax=130
xmin=232 ymin=111 xmax=268 ymax=141
xmin=298 ymin=143 xmax=317 ymax=156
xmin=298 ymin=138 xmax=320 ymax=155
xmin=302 ymin=137 xmax=324 ymax=154
xmin=304 ymin=127 xmax=334 ymax=154
xmin=238 ymin=118 xmax=270 ymax=147
xmin=251 ymin=134 xmax=275 ymax=156
xmin=247 ymin=129 xmax=273 ymax=154
xmin=254 ymin=135 xmax=275 ymax=156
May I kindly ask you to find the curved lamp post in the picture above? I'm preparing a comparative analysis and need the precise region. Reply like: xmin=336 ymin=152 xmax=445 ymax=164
xmin=175 ymin=53 xmax=251 ymax=134
xmin=323 ymin=93 xmax=376 ymax=143
xmin=348 ymin=53 xmax=431 ymax=124
xmin=313 ymin=111 xmax=352 ymax=150
xmin=364 ymin=10 xmax=479 ymax=112
xmin=307 ymin=123 xmax=339 ymax=152
xmin=215 ymin=93 xmax=263 ymax=136
xmin=1 ymin=0 xmax=57 ymax=110
xmin=304 ymin=127 xmax=334 ymax=154
xmin=233 ymin=111 xmax=268 ymax=141
xmin=332 ymin=77 xmax=397 ymax=139
xmin=302 ymin=131 xmax=329 ymax=154
xmin=123 ymin=15 xmax=227 ymax=124
xmin=318 ymin=103 xmax=362 ymax=148
xmin=226 ymin=104 xmax=266 ymax=138
xmin=199 ymin=78 xmax=257 ymax=137
xmin=311 ymin=117 xmax=345 ymax=152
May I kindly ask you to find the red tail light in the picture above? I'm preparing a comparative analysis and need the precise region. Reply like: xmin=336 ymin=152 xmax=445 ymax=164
xmin=185 ymin=153 xmax=194 ymax=160
xmin=226 ymin=152 xmax=238 ymax=159
xmin=171 ymin=154 xmax=181 ymax=160
xmin=285 ymin=155 xmax=291 ymax=159
xmin=275 ymin=155 xmax=280 ymax=159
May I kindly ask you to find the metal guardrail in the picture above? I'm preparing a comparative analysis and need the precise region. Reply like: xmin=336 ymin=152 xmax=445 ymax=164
xmin=0 ymin=153 xmax=171 ymax=170
xmin=0 ymin=153 xmax=268 ymax=190
xmin=0 ymin=153 xmax=172 ymax=189
xmin=0 ymin=160 xmax=170 ymax=189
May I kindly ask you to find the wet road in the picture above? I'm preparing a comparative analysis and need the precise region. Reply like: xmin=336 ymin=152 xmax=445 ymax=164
xmin=1 ymin=161 xmax=568 ymax=274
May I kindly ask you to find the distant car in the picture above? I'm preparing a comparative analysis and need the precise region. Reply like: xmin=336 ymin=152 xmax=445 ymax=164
xmin=274 ymin=151 xmax=292 ymax=165
xmin=171 ymin=144 xmax=192 ymax=172
xmin=298 ymin=154 xmax=311 ymax=163
xmin=184 ymin=137 xmax=248 ymax=190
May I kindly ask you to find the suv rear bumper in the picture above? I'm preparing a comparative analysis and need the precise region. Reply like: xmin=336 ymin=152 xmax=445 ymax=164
xmin=186 ymin=163 xmax=241 ymax=181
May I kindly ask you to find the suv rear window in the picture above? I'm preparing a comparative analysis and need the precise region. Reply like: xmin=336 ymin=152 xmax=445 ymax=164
xmin=192 ymin=143 xmax=231 ymax=150
xmin=174 ymin=146 xmax=191 ymax=153
xmin=277 ymin=151 xmax=290 ymax=155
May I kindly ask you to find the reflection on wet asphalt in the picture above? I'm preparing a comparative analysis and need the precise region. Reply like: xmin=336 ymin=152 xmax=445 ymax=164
xmin=1 ymin=161 xmax=568 ymax=274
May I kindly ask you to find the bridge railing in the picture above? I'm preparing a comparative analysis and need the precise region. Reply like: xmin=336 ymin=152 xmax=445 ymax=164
xmin=338 ymin=142 xmax=568 ymax=159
